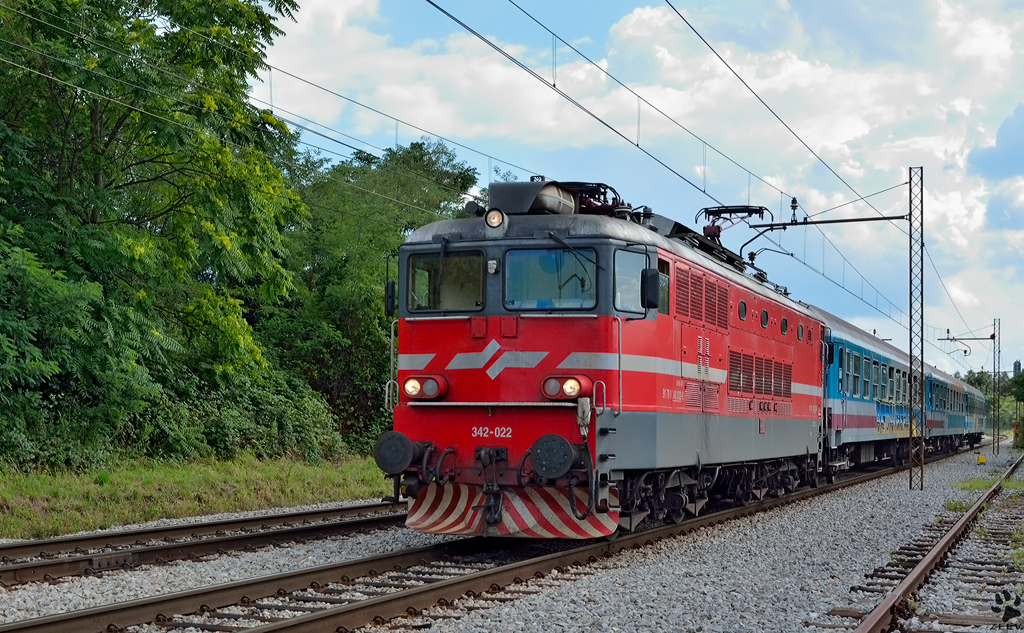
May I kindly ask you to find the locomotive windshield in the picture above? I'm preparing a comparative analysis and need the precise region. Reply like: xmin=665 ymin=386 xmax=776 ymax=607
xmin=504 ymin=248 xmax=597 ymax=310
xmin=408 ymin=250 xmax=484 ymax=312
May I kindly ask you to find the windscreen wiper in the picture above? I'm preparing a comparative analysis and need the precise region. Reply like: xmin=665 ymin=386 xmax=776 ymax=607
xmin=547 ymin=232 xmax=604 ymax=270
xmin=435 ymin=237 xmax=448 ymax=305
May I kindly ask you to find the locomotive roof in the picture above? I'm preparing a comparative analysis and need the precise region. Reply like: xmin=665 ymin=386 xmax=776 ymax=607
xmin=405 ymin=212 xmax=817 ymax=319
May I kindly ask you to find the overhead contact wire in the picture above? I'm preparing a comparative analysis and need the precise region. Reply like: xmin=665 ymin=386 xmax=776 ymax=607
xmin=422 ymin=0 xmax=723 ymax=205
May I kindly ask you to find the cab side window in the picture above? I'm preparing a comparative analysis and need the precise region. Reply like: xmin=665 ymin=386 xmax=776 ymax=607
xmin=657 ymin=259 xmax=670 ymax=316
xmin=614 ymin=250 xmax=647 ymax=313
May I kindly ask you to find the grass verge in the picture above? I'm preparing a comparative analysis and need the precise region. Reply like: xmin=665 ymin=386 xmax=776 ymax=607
xmin=952 ymin=477 xmax=1024 ymax=492
xmin=0 ymin=455 xmax=390 ymax=539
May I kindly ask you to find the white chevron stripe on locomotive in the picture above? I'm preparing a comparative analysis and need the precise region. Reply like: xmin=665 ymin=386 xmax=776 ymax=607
xmin=406 ymin=482 xmax=618 ymax=538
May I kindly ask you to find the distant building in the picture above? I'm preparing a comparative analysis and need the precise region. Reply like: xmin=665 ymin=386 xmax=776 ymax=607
xmin=1015 ymin=360 xmax=1021 ymax=377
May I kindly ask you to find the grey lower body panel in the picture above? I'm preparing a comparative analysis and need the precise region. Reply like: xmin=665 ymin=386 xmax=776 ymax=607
xmin=596 ymin=408 xmax=820 ymax=471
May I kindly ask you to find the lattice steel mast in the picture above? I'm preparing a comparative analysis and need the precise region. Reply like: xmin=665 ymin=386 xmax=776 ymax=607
xmin=994 ymin=317 xmax=1001 ymax=456
xmin=908 ymin=167 xmax=925 ymax=491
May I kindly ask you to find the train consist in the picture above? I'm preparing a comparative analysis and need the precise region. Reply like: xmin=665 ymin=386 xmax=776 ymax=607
xmin=372 ymin=180 xmax=986 ymax=539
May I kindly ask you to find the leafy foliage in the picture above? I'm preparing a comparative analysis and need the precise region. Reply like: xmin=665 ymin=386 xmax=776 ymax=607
xmin=0 ymin=0 xmax=343 ymax=469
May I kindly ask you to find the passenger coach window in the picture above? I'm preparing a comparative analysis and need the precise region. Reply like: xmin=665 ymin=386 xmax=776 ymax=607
xmin=613 ymin=250 xmax=647 ymax=312
xmin=852 ymin=354 xmax=861 ymax=397
xmin=506 ymin=247 xmax=598 ymax=310
xmin=888 ymin=367 xmax=895 ymax=402
xmin=862 ymin=358 xmax=871 ymax=398
xmin=408 ymin=250 xmax=484 ymax=312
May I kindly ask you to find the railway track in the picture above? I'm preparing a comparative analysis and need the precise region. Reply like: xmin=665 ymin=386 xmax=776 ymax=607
xmin=804 ymin=448 xmax=1023 ymax=632
xmin=0 ymin=449 xmax=972 ymax=633
xmin=0 ymin=502 xmax=405 ymax=588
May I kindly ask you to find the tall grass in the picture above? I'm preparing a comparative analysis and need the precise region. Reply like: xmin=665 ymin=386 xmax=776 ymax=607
xmin=0 ymin=455 xmax=390 ymax=539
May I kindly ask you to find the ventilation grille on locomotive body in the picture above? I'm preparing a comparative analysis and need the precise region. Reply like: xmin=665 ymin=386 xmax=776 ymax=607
xmin=675 ymin=267 xmax=729 ymax=330
xmin=727 ymin=351 xmax=793 ymax=415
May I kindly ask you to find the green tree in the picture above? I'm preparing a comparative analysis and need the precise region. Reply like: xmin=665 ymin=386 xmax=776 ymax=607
xmin=257 ymin=140 xmax=478 ymax=451
xmin=0 ymin=0 xmax=335 ymax=467
xmin=964 ymin=369 xmax=992 ymax=397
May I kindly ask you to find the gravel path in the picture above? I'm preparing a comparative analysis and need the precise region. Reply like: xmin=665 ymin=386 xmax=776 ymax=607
xmin=0 ymin=449 xmax=1011 ymax=632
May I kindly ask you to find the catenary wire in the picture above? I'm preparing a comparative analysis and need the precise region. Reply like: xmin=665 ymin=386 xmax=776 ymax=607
xmin=495 ymin=1 xmax=922 ymax=329
xmin=422 ymin=0 xmax=723 ymax=205
xmin=117 ymin=5 xmax=544 ymax=180
xmin=662 ymin=0 xmax=979 ymax=349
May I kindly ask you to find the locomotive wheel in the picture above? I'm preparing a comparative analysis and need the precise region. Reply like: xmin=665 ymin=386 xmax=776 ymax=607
xmin=664 ymin=489 xmax=688 ymax=524
xmin=666 ymin=507 xmax=686 ymax=524
xmin=734 ymin=484 xmax=753 ymax=506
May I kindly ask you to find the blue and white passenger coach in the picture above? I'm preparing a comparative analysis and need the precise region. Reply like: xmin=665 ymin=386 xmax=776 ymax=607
xmin=810 ymin=306 xmax=985 ymax=472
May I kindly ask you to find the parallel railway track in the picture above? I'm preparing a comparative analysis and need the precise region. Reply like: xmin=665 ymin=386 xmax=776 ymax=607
xmin=805 ymin=447 xmax=1023 ymax=633
xmin=0 ymin=502 xmax=405 ymax=587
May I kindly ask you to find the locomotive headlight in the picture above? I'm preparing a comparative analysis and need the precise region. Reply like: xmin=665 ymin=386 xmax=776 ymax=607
xmin=404 ymin=378 xmax=422 ymax=397
xmin=562 ymin=378 xmax=581 ymax=397
xmin=543 ymin=378 xmax=562 ymax=397
xmin=485 ymin=209 xmax=505 ymax=228
xmin=422 ymin=378 xmax=440 ymax=397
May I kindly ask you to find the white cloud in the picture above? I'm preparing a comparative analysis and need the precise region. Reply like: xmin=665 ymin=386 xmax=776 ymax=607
xmin=934 ymin=0 xmax=1015 ymax=74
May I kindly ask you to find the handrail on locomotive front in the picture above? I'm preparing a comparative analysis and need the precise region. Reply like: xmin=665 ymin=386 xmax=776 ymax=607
xmin=615 ymin=316 xmax=623 ymax=416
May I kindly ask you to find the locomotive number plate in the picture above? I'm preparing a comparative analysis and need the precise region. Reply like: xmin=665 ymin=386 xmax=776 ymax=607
xmin=472 ymin=426 xmax=512 ymax=438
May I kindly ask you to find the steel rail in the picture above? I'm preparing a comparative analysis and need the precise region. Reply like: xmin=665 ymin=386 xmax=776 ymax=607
xmin=0 ymin=501 xmax=403 ymax=561
xmin=0 ymin=445 xmax=984 ymax=633
xmin=0 ymin=539 xmax=496 ymax=633
xmin=0 ymin=512 xmax=406 ymax=587
xmin=854 ymin=451 xmax=1024 ymax=633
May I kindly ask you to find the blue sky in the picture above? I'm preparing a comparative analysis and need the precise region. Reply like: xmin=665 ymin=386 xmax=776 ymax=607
xmin=256 ymin=0 xmax=1024 ymax=376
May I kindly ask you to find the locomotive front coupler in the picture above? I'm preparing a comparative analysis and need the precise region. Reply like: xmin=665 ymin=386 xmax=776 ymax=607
xmin=471 ymin=447 xmax=507 ymax=527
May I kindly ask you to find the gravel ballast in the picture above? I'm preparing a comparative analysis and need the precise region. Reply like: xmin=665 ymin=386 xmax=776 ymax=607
xmin=0 ymin=449 xmax=1011 ymax=632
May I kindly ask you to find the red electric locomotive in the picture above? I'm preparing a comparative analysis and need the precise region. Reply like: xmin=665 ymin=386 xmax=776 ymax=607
xmin=374 ymin=180 xmax=826 ymax=538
